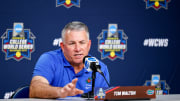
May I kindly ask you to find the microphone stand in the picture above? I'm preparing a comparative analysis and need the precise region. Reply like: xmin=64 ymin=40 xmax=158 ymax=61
xmin=81 ymin=63 xmax=97 ymax=99
xmin=91 ymin=68 xmax=96 ymax=97
xmin=81 ymin=56 xmax=110 ymax=99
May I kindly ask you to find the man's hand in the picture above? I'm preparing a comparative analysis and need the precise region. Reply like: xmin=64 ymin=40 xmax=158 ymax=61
xmin=59 ymin=78 xmax=84 ymax=98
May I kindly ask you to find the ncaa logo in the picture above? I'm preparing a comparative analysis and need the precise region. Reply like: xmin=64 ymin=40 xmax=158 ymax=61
xmin=109 ymin=25 xmax=117 ymax=34
xmin=152 ymin=76 xmax=160 ymax=85
xmin=14 ymin=24 xmax=23 ymax=33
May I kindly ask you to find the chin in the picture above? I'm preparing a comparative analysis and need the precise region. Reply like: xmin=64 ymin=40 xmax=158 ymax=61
xmin=73 ymin=59 xmax=83 ymax=64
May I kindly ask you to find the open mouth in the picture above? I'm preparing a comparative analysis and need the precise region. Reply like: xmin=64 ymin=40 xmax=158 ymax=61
xmin=74 ymin=54 xmax=83 ymax=58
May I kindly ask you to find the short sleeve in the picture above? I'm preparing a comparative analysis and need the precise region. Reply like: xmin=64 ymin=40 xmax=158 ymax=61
xmin=32 ymin=53 xmax=55 ymax=84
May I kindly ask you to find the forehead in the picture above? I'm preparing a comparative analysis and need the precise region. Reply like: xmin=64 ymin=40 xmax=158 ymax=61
xmin=65 ymin=30 xmax=88 ymax=41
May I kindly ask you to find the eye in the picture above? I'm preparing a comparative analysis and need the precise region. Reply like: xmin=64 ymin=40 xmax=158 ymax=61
xmin=68 ymin=42 xmax=75 ymax=45
xmin=80 ymin=41 xmax=86 ymax=44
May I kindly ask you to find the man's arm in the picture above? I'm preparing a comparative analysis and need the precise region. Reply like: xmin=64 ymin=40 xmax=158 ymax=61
xmin=29 ymin=76 xmax=61 ymax=98
xmin=29 ymin=76 xmax=84 ymax=98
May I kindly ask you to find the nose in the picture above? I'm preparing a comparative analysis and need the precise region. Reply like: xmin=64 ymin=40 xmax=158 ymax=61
xmin=74 ymin=43 xmax=81 ymax=52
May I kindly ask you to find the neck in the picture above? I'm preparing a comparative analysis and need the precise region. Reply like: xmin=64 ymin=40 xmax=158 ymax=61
xmin=71 ymin=63 xmax=84 ymax=74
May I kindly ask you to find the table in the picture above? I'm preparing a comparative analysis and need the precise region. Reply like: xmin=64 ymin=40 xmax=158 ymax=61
xmin=0 ymin=94 xmax=180 ymax=101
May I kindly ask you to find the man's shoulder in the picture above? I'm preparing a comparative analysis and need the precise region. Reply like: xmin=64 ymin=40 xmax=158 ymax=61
xmin=40 ymin=48 xmax=63 ymax=61
xmin=98 ymin=59 xmax=107 ymax=68
xmin=43 ymin=48 xmax=62 ymax=56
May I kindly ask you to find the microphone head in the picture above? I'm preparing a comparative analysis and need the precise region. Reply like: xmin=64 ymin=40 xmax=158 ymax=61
xmin=83 ymin=56 xmax=91 ymax=63
xmin=84 ymin=56 xmax=99 ymax=72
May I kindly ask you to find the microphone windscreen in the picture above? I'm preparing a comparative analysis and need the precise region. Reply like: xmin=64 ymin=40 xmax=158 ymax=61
xmin=83 ymin=56 xmax=91 ymax=63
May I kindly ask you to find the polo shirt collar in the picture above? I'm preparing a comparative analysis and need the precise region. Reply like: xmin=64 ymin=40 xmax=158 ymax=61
xmin=62 ymin=53 xmax=71 ymax=67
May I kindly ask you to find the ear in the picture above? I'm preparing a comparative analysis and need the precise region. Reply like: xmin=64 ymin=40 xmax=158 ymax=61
xmin=88 ymin=40 xmax=91 ymax=51
xmin=60 ymin=42 xmax=64 ymax=51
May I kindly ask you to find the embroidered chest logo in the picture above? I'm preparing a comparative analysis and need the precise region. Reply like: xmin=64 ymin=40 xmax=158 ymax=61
xmin=86 ymin=77 xmax=92 ymax=83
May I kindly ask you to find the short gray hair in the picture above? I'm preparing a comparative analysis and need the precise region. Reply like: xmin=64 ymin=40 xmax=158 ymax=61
xmin=61 ymin=21 xmax=89 ymax=43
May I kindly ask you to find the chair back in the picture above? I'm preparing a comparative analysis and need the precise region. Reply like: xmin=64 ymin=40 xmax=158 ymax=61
xmin=11 ymin=86 xmax=29 ymax=98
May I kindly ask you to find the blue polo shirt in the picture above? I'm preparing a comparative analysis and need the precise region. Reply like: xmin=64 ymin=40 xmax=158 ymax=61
xmin=32 ymin=48 xmax=110 ymax=96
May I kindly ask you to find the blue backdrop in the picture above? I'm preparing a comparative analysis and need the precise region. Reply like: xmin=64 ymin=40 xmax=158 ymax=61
xmin=0 ymin=0 xmax=180 ymax=98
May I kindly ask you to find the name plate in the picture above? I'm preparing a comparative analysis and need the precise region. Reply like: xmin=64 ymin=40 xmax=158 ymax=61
xmin=94 ymin=86 xmax=156 ymax=100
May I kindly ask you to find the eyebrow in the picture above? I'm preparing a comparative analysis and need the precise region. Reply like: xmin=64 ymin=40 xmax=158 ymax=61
xmin=68 ymin=40 xmax=86 ymax=43
xmin=80 ymin=40 xmax=86 ymax=42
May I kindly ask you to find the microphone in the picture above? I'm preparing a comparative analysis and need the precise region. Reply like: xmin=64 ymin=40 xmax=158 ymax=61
xmin=83 ymin=56 xmax=110 ymax=87
xmin=83 ymin=56 xmax=102 ymax=74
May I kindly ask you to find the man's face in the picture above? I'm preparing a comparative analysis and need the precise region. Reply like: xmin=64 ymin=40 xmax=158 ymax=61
xmin=61 ymin=30 xmax=91 ymax=65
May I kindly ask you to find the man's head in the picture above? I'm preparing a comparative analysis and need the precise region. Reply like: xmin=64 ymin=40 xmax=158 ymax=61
xmin=60 ymin=21 xmax=91 ymax=66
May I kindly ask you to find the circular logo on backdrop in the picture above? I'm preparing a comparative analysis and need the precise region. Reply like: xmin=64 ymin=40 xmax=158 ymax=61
xmin=15 ymin=24 xmax=23 ymax=33
xmin=109 ymin=25 xmax=117 ymax=34
xmin=152 ymin=76 xmax=160 ymax=85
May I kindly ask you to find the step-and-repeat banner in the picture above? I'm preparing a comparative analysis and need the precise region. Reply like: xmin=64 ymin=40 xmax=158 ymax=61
xmin=0 ymin=0 xmax=179 ymax=98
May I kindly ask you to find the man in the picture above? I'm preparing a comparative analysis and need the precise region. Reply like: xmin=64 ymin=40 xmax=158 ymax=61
xmin=29 ymin=21 xmax=110 ymax=98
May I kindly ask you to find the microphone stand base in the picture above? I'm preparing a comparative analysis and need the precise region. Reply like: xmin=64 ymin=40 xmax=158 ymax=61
xmin=81 ymin=91 xmax=94 ymax=99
